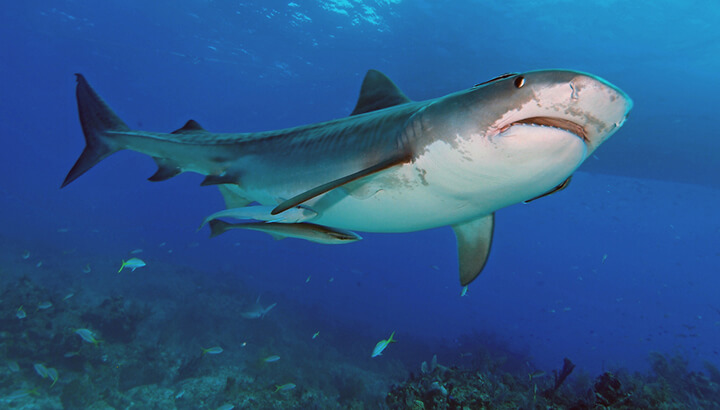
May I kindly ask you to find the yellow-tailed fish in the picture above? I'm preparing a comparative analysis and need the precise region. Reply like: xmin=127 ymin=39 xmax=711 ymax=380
xmin=74 ymin=328 xmax=101 ymax=345
xmin=312 ymin=331 xmax=320 ymax=339
xmin=274 ymin=383 xmax=296 ymax=392
xmin=34 ymin=363 xmax=48 ymax=378
xmin=6 ymin=388 xmax=39 ymax=401
xmin=201 ymin=346 xmax=223 ymax=355
xmin=263 ymin=355 xmax=280 ymax=363
xmin=371 ymin=331 xmax=396 ymax=358
xmin=47 ymin=367 xmax=59 ymax=387
xmin=118 ymin=257 xmax=146 ymax=273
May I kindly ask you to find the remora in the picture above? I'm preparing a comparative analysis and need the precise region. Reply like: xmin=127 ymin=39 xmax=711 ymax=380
xmin=63 ymin=69 xmax=632 ymax=286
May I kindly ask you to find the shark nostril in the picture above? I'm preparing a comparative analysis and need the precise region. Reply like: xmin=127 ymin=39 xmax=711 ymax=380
xmin=569 ymin=82 xmax=579 ymax=100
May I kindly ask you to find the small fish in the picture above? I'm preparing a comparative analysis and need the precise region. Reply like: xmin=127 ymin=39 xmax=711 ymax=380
xmin=460 ymin=286 xmax=468 ymax=297
xmin=208 ymin=220 xmax=362 ymax=244
xmin=82 ymin=264 xmax=92 ymax=273
xmin=16 ymin=306 xmax=26 ymax=319
xmin=8 ymin=361 xmax=19 ymax=372
xmin=215 ymin=404 xmax=234 ymax=410
xmin=263 ymin=355 xmax=280 ymax=363
xmin=528 ymin=370 xmax=546 ymax=381
xmin=22 ymin=250 xmax=30 ymax=259
xmin=37 ymin=301 xmax=53 ymax=311
xmin=306 ymin=275 xmax=311 ymax=283
xmin=274 ymin=383 xmax=296 ymax=392
xmin=199 ymin=205 xmax=318 ymax=230
xmin=63 ymin=292 xmax=75 ymax=301
xmin=601 ymin=254 xmax=608 ymax=263
xmin=47 ymin=367 xmax=59 ymax=387
xmin=74 ymin=328 xmax=101 ymax=345
xmin=241 ymin=296 xmax=277 ymax=319
xmin=201 ymin=346 xmax=223 ymax=355
xmin=371 ymin=331 xmax=397 ymax=358
xmin=63 ymin=351 xmax=80 ymax=358
xmin=312 ymin=331 xmax=320 ymax=339
xmin=159 ymin=242 xmax=166 ymax=247
xmin=36 ymin=261 xmax=43 ymax=268
xmin=57 ymin=228 xmax=69 ymax=233
xmin=6 ymin=388 xmax=39 ymax=401
xmin=34 ymin=363 xmax=49 ymax=378
xmin=118 ymin=257 xmax=146 ymax=273
xmin=130 ymin=248 xmax=144 ymax=254
xmin=175 ymin=390 xmax=185 ymax=399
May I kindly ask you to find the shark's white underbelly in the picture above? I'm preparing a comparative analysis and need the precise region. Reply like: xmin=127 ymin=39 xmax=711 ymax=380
xmin=246 ymin=129 xmax=587 ymax=233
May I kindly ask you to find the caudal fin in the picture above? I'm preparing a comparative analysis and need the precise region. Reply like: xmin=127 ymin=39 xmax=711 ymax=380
xmin=61 ymin=74 xmax=130 ymax=188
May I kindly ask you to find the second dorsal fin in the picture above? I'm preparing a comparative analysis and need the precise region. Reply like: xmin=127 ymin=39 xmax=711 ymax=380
xmin=350 ymin=70 xmax=411 ymax=116
xmin=171 ymin=119 xmax=207 ymax=134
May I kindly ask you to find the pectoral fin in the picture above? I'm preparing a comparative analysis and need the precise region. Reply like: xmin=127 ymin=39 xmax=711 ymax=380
xmin=271 ymin=153 xmax=412 ymax=215
xmin=452 ymin=213 xmax=494 ymax=286
xmin=524 ymin=176 xmax=572 ymax=203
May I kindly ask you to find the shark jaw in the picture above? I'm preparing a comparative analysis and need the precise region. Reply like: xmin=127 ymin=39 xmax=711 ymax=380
xmin=502 ymin=117 xmax=589 ymax=143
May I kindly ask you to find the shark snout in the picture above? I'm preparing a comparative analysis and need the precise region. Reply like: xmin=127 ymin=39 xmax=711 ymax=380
xmin=565 ymin=73 xmax=632 ymax=154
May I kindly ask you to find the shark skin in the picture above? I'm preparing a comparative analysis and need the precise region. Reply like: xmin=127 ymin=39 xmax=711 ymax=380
xmin=63 ymin=69 xmax=632 ymax=286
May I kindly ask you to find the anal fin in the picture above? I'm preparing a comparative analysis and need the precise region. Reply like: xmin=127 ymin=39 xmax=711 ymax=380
xmin=148 ymin=158 xmax=182 ymax=182
xmin=452 ymin=213 xmax=494 ymax=286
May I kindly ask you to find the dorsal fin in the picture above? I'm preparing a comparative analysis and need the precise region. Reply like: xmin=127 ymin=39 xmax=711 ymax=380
xmin=350 ymin=70 xmax=411 ymax=116
xmin=171 ymin=119 xmax=207 ymax=134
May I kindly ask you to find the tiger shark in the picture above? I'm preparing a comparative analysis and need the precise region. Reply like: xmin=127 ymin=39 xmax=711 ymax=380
xmin=63 ymin=69 xmax=632 ymax=286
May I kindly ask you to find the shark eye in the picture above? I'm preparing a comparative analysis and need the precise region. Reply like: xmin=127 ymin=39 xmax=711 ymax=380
xmin=514 ymin=76 xmax=526 ymax=89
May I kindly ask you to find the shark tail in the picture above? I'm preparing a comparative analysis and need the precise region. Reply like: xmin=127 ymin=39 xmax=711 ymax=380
xmin=62 ymin=74 xmax=130 ymax=188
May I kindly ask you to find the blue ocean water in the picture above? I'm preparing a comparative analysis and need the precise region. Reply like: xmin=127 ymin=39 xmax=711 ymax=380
xmin=1 ymin=0 xmax=718 ymax=408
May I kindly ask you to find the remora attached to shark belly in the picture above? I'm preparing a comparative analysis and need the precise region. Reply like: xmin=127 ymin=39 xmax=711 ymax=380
xmin=63 ymin=69 xmax=632 ymax=287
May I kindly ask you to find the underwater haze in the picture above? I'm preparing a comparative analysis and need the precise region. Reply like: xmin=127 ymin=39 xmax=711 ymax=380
xmin=1 ymin=1 xmax=719 ymax=408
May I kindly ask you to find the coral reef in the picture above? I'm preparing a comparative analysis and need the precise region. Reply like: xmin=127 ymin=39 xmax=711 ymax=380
xmin=386 ymin=354 xmax=720 ymax=409
xmin=2 ymin=250 xmax=719 ymax=409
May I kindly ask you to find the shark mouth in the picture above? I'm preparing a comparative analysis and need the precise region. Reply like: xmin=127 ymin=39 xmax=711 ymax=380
xmin=504 ymin=117 xmax=588 ymax=143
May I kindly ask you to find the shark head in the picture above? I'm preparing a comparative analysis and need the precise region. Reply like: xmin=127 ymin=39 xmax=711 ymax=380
xmin=479 ymin=70 xmax=633 ymax=155
xmin=416 ymin=69 xmax=633 ymax=206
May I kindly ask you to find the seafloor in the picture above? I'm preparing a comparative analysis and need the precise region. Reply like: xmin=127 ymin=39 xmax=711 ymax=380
xmin=1 ymin=239 xmax=718 ymax=409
